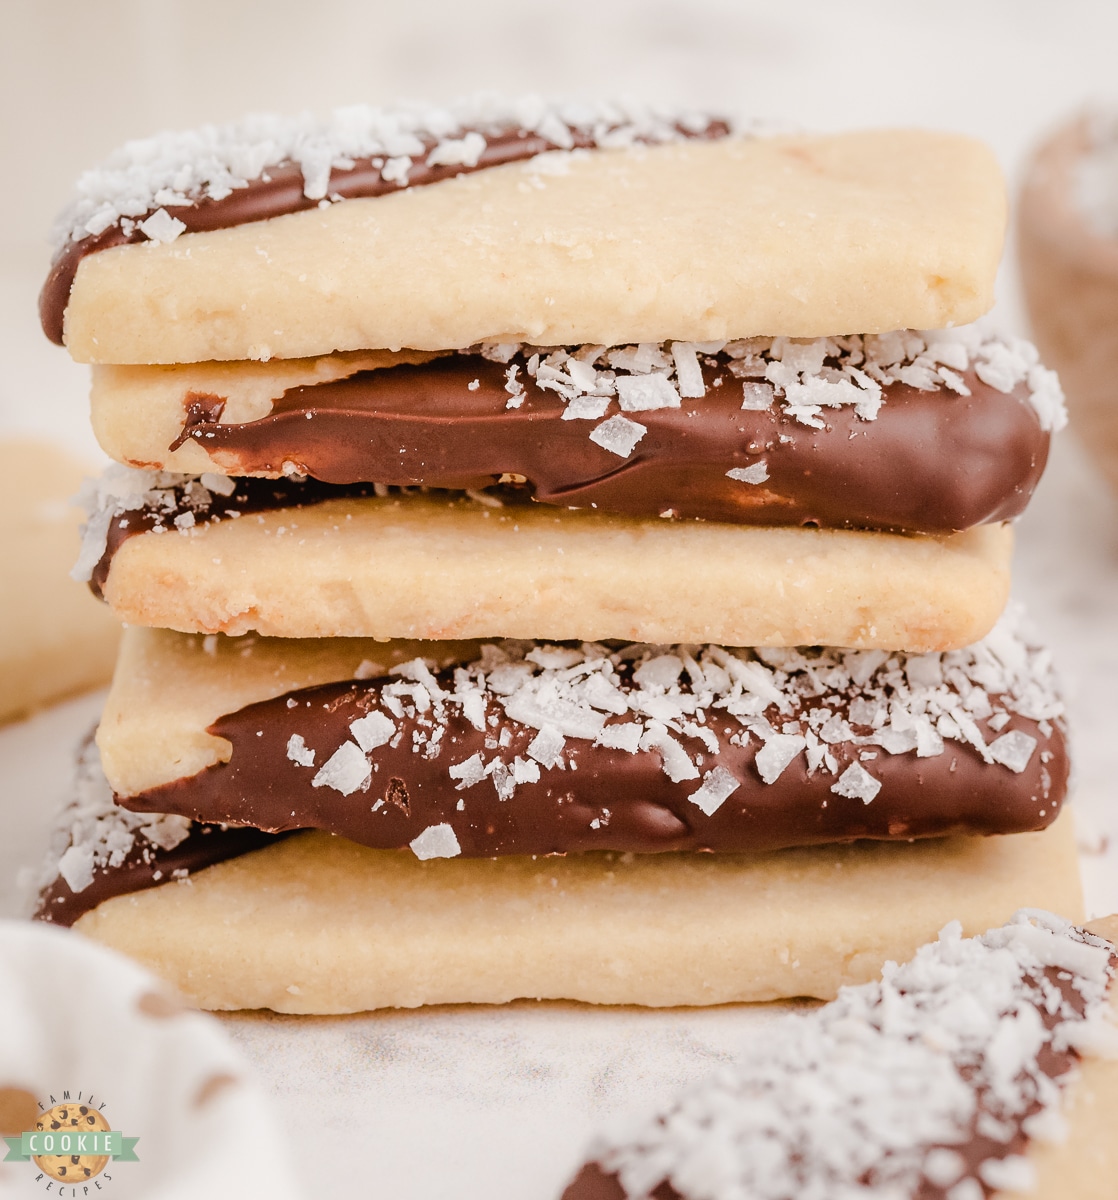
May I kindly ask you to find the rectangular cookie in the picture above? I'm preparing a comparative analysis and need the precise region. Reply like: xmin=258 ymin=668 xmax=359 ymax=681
xmin=84 ymin=486 xmax=1013 ymax=648
xmin=54 ymin=125 xmax=1005 ymax=364
xmin=64 ymin=812 xmax=1082 ymax=1013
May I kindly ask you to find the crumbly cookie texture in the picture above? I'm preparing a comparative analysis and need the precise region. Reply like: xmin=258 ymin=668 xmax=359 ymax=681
xmin=71 ymin=811 xmax=1080 ymax=1013
xmin=62 ymin=131 xmax=1006 ymax=363
xmin=91 ymin=490 xmax=1012 ymax=649
xmin=566 ymin=912 xmax=1117 ymax=1200
xmin=88 ymin=322 xmax=1065 ymax=477
xmin=97 ymin=604 xmax=1058 ymax=804
xmin=51 ymin=97 xmax=719 ymax=252
xmin=0 ymin=440 xmax=120 ymax=723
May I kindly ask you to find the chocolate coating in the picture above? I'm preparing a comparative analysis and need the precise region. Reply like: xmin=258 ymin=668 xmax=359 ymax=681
xmin=116 ymin=668 xmax=1067 ymax=859
xmin=169 ymin=355 xmax=1049 ymax=534
xmin=560 ymin=959 xmax=1105 ymax=1200
xmin=34 ymin=823 xmax=284 ymax=928
xmin=41 ymin=123 xmax=728 ymax=345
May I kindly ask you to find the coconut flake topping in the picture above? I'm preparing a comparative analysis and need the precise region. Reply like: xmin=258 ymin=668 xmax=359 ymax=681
xmin=588 ymin=911 xmax=1117 ymax=1200
xmin=32 ymin=736 xmax=192 ymax=902
xmin=478 ymin=321 xmax=1067 ymax=437
xmin=51 ymin=96 xmax=725 ymax=252
xmin=282 ymin=603 xmax=1059 ymax=816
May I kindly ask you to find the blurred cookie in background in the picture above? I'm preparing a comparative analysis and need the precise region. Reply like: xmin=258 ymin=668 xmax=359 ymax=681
xmin=0 ymin=439 xmax=120 ymax=724
xmin=1019 ymin=114 xmax=1118 ymax=492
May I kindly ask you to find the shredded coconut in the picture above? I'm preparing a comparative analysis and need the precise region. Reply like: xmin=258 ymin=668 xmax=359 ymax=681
xmin=52 ymin=96 xmax=727 ymax=251
xmin=33 ymin=737 xmax=192 ymax=903
xmin=264 ymin=603 xmax=1061 ymax=807
xmin=409 ymin=823 xmax=462 ymax=861
xmin=311 ymin=741 xmax=371 ymax=795
xmin=588 ymin=414 xmax=647 ymax=458
xmin=471 ymin=321 xmax=1066 ymax=453
xmin=590 ymin=911 xmax=1117 ymax=1200
xmin=726 ymin=462 xmax=769 ymax=484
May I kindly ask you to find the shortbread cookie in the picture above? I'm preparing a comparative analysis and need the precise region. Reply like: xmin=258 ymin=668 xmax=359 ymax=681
xmin=77 ymin=477 xmax=1013 ymax=648
xmin=50 ymin=118 xmax=1005 ymax=363
xmin=0 ymin=441 xmax=120 ymax=723
xmin=64 ymin=812 xmax=1081 ymax=1013
xmin=88 ymin=327 xmax=1062 ymax=534
xmin=43 ymin=98 xmax=727 ymax=349
xmin=96 ymin=612 xmax=1067 ymax=856
xmin=560 ymin=912 xmax=1118 ymax=1200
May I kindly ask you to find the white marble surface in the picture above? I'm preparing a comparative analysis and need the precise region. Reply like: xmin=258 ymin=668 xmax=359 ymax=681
xmin=4 ymin=3 xmax=1118 ymax=1197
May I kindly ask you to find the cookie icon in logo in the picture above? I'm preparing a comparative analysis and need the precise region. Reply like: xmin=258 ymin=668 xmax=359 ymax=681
xmin=33 ymin=1104 xmax=110 ymax=1182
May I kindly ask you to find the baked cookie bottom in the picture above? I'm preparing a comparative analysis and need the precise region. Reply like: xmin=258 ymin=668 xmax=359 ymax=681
xmin=72 ymin=810 xmax=1080 ymax=1013
xmin=98 ymin=493 xmax=1013 ymax=648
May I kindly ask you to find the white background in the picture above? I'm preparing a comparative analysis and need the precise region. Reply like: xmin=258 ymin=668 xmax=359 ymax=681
xmin=3 ymin=2 xmax=1118 ymax=1196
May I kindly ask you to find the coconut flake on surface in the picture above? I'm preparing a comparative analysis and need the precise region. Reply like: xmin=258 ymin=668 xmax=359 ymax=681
xmin=52 ymin=96 xmax=731 ymax=250
xmin=688 ymin=766 xmax=741 ymax=816
xmin=311 ymin=741 xmax=371 ymax=795
xmin=285 ymin=733 xmax=315 ymax=767
xmin=830 ymin=760 xmax=882 ymax=803
xmin=589 ymin=415 xmax=647 ymax=458
xmin=471 ymin=318 xmax=1065 ymax=450
xmin=349 ymin=711 xmax=396 ymax=752
xmin=726 ymin=462 xmax=769 ymax=484
xmin=409 ymin=823 xmax=462 ymax=861
xmin=588 ymin=911 xmax=1117 ymax=1200
xmin=33 ymin=738 xmax=192 ymax=905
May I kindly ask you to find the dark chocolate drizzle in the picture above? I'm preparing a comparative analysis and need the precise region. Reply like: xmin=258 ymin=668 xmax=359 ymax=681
xmin=41 ymin=123 xmax=729 ymax=345
xmin=34 ymin=823 xmax=285 ymax=928
xmin=166 ymin=354 xmax=1049 ymax=535
xmin=560 ymin=948 xmax=1115 ymax=1200
xmin=116 ymin=664 xmax=1066 ymax=859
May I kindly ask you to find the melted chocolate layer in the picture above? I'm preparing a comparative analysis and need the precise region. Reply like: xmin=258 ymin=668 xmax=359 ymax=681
xmin=41 ymin=123 xmax=728 ymax=345
xmin=117 ymin=670 xmax=1067 ymax=859
xmin=35 ymin=824 xmax=284 ymax=928
xmin=169 ymin=356 xmax=1049 ymax=534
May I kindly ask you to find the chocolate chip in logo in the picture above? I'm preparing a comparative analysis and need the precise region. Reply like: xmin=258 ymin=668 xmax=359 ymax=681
xmin=386 ymin=777 xmax=411 ymax=815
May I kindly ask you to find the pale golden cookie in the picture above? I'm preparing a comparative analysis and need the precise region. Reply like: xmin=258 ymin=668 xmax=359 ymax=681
xmin=72 ymin=812 xmax=1081 ymax=1013
xmin=0 ymin=441 xmax=120 ymax=723
xmin=98 ymin=626 xmax=480 ymax=797
xmin=98 ymin=495 xmax=1013 ymax=649
xmin=63 ymin=132 xmax=1005 ymax=364
xmin=90 ymin=350 xmax=439 ymax=474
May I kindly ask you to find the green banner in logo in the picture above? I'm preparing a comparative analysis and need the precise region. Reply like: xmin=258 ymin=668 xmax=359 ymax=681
xmin=3 ymin=1131 xmax=139 ymax=1161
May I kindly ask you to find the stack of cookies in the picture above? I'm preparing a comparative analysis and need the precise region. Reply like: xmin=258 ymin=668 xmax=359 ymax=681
xmin=34 ymin=98 xmax=1081 ymax=1013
